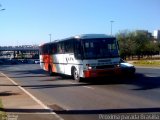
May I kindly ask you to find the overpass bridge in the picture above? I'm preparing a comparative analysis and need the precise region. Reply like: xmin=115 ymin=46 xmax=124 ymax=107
xmin=0 ymin=46 xmax=39 ymax=51
xmin=0 ymin=45 xmax=39 ymax=59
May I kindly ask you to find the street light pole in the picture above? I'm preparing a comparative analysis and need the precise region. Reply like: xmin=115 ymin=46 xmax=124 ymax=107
xmin=49 ymin=34 xmax=52 ymax=42
xmin=0 ymin=8 xmax=5 ymax=11
xmin=110 ymin=20 xmax=114 ymax=36
xmin=0 ymin=4 xmax=5 ymax=12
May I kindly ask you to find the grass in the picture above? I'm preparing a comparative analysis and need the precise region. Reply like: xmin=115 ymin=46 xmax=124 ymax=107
xmin=0 ymin=99 xmax=6 ymax=120
xmin=133 ymin=60 xmax=160 ymax=67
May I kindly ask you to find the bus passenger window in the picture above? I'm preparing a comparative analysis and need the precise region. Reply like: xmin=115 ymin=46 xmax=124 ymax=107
xmin=74 ymin=41 xmax=82 ymax=59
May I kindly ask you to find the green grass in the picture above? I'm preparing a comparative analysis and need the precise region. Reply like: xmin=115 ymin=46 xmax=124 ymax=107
xmin=0 ymin=99 xmax=6 ymax=120
xmin=133 ymin=60 xmax=160 ymax=67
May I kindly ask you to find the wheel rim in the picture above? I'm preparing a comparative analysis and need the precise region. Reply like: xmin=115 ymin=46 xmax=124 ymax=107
xmin=74 ymin=69 xmax=79 ymax=80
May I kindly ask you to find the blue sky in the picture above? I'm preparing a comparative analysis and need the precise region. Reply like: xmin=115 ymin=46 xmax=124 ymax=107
xmin=0 ymin=0 xmax=160 ymax=46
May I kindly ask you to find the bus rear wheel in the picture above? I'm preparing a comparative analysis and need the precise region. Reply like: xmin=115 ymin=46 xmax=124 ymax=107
xmin=73 ymin=68 xmax=80 ymax=82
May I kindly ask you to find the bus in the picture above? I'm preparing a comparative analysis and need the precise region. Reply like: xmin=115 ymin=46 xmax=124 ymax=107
xmin=39 ymin=34 xmax=121 ymax=82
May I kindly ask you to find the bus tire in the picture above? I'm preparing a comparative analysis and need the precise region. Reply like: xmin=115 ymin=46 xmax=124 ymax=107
xmin=72 ymin=68 xmax=80 ymax=82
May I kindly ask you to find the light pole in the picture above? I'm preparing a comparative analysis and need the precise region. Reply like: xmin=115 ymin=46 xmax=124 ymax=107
xmin=0 ymin=4 xmax=5 ymax=12
xmin=0 ymin=8 xmax=5 ymax=11
xmin=110 ymin=20 xmax=114 ymax=36
xmin=49 ymin=34 xmax=52 ymax=42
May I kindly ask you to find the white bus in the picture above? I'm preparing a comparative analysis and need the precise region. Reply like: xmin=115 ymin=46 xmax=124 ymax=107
xmin=39 ymin=34 xmax=121 ymax=82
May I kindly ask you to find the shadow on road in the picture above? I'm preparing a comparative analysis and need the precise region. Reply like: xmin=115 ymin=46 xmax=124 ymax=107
xmin=81 ymin=73 xmax=160 ymax=91
xmin=21 ymin=83 xmax=90 ymax=89
xmin=1 ymin=107 xmax=160 ymax=114
xmin=3 ymin=72 xmax=160 ymax=91
xmin=0 ymin=91 xmax=20 ymax=96
xmin=130 ymin=73 xmax=160 ymax=90
xmin=8 ymin=73 xmax=158 ymax=91
xmin=53 ymin=107 xmax=160 ymax=114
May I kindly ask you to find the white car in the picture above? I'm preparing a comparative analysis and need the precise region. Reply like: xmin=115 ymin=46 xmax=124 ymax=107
xmin=120 ymin=59 xmax=136 ymax=75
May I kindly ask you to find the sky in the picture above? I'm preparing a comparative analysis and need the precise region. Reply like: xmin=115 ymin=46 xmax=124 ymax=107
xmin=0 ymin=0 xmax=160 ymax=46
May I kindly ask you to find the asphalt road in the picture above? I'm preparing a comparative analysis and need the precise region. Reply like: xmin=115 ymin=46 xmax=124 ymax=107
xmin=0 ymin=64 xmax=160 ymax=120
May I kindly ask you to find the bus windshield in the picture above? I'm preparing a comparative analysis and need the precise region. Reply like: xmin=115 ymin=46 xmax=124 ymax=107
xmin=83 ymin=38 xmax=119 ymax=59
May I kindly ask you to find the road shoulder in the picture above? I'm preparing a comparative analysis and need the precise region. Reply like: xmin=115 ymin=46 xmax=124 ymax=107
xmin=0 ymin=72 xmax=63 ymax=120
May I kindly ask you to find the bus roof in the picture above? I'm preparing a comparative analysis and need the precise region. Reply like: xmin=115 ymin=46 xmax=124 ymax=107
xmin=73 ymin=34 xmax=114 ymax=39
xmin=40 ymin=34 xmax=115 ymax=46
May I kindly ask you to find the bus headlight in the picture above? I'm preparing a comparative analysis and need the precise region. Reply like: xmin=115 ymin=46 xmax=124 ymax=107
xmin=88 ymin=66 xmax=92 ymax=69
xmin=86 ymin=64 xmax=92 ymax=70
xmin=115 ymin=64 xmax=120 ymax=68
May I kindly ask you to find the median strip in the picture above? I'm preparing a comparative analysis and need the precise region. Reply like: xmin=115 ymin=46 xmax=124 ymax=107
xmin=132 ymin=60 xmax=160 ymax=67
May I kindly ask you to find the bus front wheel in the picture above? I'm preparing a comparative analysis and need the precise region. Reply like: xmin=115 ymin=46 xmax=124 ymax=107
xmin=72 ymin=68 xmax=80 ymax=82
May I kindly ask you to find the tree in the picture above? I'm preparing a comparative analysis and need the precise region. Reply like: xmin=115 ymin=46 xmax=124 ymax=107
xmin=116 ymin=30 xmax=136 ymax=60
xmin=116 ymin=30 xmax=158 ymax=60
xmin=145 ymin=42 xmax=158 ymax=58
xmin=133 ymin=31 xmax=150 ymax=59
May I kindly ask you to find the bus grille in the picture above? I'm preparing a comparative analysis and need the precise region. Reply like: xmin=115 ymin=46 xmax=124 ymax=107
xmin=96 ymin=65 xmax=115 ymax=69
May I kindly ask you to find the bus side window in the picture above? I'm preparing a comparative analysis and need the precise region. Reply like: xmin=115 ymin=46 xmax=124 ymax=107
xmin=57 ymin=43 xmax=62 ymax=54
xmin=51 ymin=44 xmax=57 ymax=54
xmin=43 ymin=45 xmax=49 ymax=55
xmin=64 ymin=40 xmax=73 ymax=53
xmin=47 ymin=45 xmax=52 ymax=55
xmin=74 ymin=40 xmax=82 ymax=59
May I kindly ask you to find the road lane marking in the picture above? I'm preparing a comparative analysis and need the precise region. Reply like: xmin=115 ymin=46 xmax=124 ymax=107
xmin=145 ymin=74 xmax=159 ymax=77
xmin=0 ymin=72 xmax=64 ymax=120
xmin=70 ymin=81 xmax=95 ymax=90
xmin=83 ymin=86 xmax=95 ymax=90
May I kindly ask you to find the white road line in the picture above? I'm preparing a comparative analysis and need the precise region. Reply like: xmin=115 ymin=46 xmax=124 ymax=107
xmin=70 ymin=82 xmax=77 ymax=84
xmin=145 ymin=74 xmax=159 ymax=77
xmin=83 ymin=86 xmax=95 ymax=90
xmin=70 ymin=82 xmax=95 ymax=90
xmin=0 ymin=72 xmax=64 ymax=120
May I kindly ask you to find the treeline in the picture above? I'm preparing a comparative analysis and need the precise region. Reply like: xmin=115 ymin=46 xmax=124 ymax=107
xmin=116 ymin=30 xmax=160 ymax=60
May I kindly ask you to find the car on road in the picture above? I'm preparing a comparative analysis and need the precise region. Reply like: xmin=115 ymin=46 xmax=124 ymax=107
xmin=120 ymin=59 xmax=136 ymax=75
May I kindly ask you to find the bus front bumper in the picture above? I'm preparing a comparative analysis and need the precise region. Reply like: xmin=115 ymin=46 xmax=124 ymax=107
xmin=83 ymin=68 xmax=121 ymax=78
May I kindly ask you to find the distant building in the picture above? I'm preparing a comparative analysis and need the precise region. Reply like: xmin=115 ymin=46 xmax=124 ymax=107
xmin=153 ymin=30 xmax=160 ymax=41
xmin=135 ymin=30 xmax=152 ymax=39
